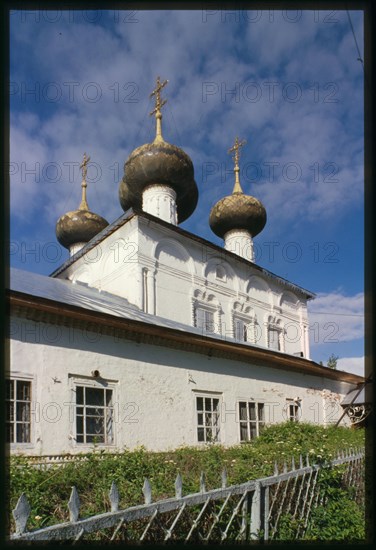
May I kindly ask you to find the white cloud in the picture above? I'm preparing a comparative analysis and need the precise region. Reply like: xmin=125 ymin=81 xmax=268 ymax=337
xmin=336 ymin=356 xmax=364 ymax=377
xmin=9 ymin=9 xmax=364 ymax=264
xmin=308 ymin=291 xmax=364 ymax=344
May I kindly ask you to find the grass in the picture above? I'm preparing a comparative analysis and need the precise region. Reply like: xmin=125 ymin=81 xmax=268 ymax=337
xmin=7 ymin=422 xmax=365 ymax=536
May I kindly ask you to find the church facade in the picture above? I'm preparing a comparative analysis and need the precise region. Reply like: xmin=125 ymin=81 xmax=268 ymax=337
xmin=7 ymin=78 xmax=362 ymax=455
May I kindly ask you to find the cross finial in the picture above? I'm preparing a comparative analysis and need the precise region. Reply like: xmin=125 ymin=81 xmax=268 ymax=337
xmin=149 ymin=76 xmax=168 ymax=143
xmin=228 ymin=137 xmax=246 ymax=193
xmin=79 ymin=152 xmax=90 ymax=210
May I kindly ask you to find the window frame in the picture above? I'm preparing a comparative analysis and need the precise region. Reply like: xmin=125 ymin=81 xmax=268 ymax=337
xmin=194 ymin=305 xmax=219 ymax=335
xmin=285 ymin=399 xmax=301 ymax=422
xmin=267 ymin=324 xmax=283 ymax=351
xmin=70 ymin=378 xmax=117 ymax=447
xmin=6 ymin=376 xmax=33 ymax=446
xmin=215 ymin=265 xmax=227 ymax=282
xmin=233 ymin=315 xmax=256 ymax=343
xmin=238 ymin=400 xmax=265 ymax=442
xmin=194 ymin=392 xmax=222 ymax=444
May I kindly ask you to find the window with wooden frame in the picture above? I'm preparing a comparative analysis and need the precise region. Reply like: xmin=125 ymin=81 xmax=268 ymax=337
xmin=196 ymin=395 xmax=221 ymax=443
xmin=6 ymin=379 xmax=31 ymax=444
xmin=238 ymin=401 xmax=265 ymax=441
xmin=285 ymin=399 xmax=301 ymax=422
xmin=195 ymin=307 xmax=216 ymax=334
xmin=75 ymin=384 xmax=114 ymax=444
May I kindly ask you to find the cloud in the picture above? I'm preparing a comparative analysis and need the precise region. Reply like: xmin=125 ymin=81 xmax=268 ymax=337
xmin=308 ymin=291 xmax=364 ymax=344
xmin=336 ymin=356 xmax=364 ymax=377
xmin=9 ymin=9 xmax=364 ymax=274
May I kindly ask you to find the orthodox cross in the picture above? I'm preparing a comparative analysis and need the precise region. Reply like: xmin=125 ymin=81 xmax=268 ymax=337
xmin=79 ymin=152 xmax=90 ymax=210
xmin=228 ymin=137 xmax=246 ymax=193
xmin=149 ymin=76 xmax=168 ymax=142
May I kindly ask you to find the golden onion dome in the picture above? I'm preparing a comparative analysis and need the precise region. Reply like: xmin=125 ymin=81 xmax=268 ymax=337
xmin=209 ymin=137 xmax=267 ymax=238
xmin=209 ymin=193 xmax=266 ymax=238
xmin=56 ymin=209 xmax=108 ymax=249
xmin=118 ymin=77 xmax=198 ymax=223
xmin=56 ymin=153 xmax=109 ymax=250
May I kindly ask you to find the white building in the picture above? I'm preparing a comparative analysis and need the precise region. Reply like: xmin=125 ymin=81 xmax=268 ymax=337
xmin=7 ymin=79 xmax=363 ymax=455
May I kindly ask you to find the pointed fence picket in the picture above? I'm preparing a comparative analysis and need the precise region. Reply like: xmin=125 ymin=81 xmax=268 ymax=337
xmin=9 ymin=448 xmax=364 ymax=542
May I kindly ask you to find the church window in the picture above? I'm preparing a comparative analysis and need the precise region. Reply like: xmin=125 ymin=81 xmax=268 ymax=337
xmin=234 ymin=318 xmax=249 ymax=342
xmin=285 ymin=399 xmax=301 ymax=422
xmin=268 ymin=326 xmax=282 ymax=351
xmin=239 ymin=401 xmax=265 ymax=441
xmin=75 ymin=385 xmax=114 ymax=444
xmin=196 ymin=395 xmax=220 ymax=443
xmin=215 ymin=265 xmax=226 ymax=282
xmin=6 ymin=379 xmax=31 ymax=444
xmin=195 ymin=307 xmax=216 ymax=333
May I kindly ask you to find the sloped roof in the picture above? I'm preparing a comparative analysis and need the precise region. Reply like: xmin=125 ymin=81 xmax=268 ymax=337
xmin=7 ymin=268 xmax=363 ymax=385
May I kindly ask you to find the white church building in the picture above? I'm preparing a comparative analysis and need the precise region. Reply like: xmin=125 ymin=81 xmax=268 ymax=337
xmin=7 ymin=78 xmax=363 ymax=455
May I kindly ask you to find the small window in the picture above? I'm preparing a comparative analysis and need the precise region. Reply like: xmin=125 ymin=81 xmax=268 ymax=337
xmin=75 ymin=385 xmax=114 ymax=444
xmin=239 ymin=401 xmax=265 ymax=441
xmin=285 ymin=399 xmax=301 ymax=422
xmin=215 ymin=265 xmax=226 ymax=282
xmin=234 ymin=319 xmax=249 ymax=342
xmin=268 ymin=327 xmax=281 ymax=351
xmin=195 ymin=307 xmax=216 ymax=333
xmin=6 ymin=379 xmax=31 ymax=443
xmin=196 ymin=396 xmax=220 ymax=442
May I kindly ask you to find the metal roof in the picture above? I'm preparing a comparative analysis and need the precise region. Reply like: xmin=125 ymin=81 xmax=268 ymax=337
xmin=8 ymin=268 xmax=364 ymax=385
xmin=341 ymin=384 xmax=371 ymax=405
xmin=9 ymin=267 xmax=249 ymax=343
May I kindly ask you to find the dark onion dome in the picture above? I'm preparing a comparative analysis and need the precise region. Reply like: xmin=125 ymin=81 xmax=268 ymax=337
xmin=209 ymin=192 xmax=266 ymax=238
xmin=56 ymin=153 xmax=109 ymax=250
xmin=209 ymin=136 xmax=267 ymax=239
xmin=56 ymin=209 xmax=108 ymax=249
xmin=118 ymin=76 xmax=198 ymax=223
xmin=119 ymin=141 xmax=198 ymax=223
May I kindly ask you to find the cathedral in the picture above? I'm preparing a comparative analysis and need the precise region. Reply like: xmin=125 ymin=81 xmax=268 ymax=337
xmin=7 ymin=78 xmax=363 ymax=455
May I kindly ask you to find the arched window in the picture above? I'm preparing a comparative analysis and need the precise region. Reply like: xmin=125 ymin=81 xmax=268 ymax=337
xmin=215 ymin=265 xmax=227 ymax=282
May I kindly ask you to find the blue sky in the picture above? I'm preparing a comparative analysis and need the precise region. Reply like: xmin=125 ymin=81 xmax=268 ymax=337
xmin=9 ymin=9 xmax=364 ymax=376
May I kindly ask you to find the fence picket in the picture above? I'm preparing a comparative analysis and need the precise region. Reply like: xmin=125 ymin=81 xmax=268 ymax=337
xmin=10 ymin=450 xmax=364 ymax=542
xmin=200 ymin=471 xmax=206 ymax=493
xmin=142 ymin=478 xmax=152 ymax=505
xmin=221 ymin=467 xmax=227 ymax=489
xmin=109 ymin=482 xmax=119 ymax=513
xmin=13 ymin=493 xmax=30 ymax=535
xmin=68 ymin=487 xmax=80 ymax=523
xmin=175 ymin=473 xmax=183 ymax=499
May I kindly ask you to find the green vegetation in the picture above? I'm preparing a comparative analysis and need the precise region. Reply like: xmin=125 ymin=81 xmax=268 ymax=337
xmin=7 ymin=422 xmax=365 ymax=540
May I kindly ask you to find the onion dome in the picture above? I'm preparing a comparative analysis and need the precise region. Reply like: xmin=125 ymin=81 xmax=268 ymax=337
xmin=118 ymin=77 xmax=198 ymax=223
xmin=56 ymin=153 xmax=108 ymax=253
xmin=209 ymin=137 xmax=267 ymax=238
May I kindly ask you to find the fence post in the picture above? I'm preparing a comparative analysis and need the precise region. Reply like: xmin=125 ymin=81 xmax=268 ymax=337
xmin=250 ymin=481 xmax=261 ymax=540
xmin=262 ymin=485 xmax=270 ymax=541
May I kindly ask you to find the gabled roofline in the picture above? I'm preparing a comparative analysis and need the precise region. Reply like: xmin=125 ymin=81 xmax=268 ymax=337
xmin=8 ymin=289 xmax=362 ymax=385
xmin=50 ymin=209 xmax=315 ymax=300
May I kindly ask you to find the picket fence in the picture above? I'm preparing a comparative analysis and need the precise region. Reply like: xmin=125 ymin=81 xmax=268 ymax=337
xmin=10 ymin=448 xmax=364 ymax=542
